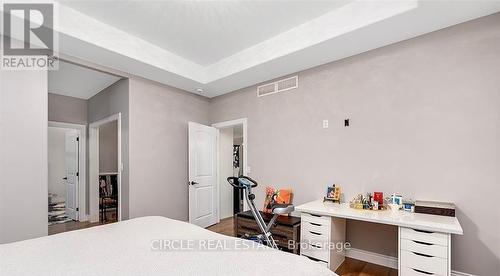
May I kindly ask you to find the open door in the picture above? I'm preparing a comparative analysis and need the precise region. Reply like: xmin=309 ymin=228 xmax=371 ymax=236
xmin=65 ymin=130 xmax=79 ymax=221
xmin=188 ymin=122 xmax=218 ymax=228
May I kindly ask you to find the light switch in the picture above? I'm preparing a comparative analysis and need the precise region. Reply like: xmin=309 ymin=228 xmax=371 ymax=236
xmin=323 ymin=120 xmax=329 ymax=128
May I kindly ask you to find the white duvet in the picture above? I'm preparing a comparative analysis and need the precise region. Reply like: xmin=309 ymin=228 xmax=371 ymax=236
xmin=0 ymin=216 xmax=336 ymax=276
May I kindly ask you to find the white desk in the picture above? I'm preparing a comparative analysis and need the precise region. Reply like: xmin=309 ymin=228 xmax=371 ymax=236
xmin=296 ymin=200 xmax=463 ymax=276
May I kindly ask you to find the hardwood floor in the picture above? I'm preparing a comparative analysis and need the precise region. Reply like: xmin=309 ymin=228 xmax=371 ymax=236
xmin=206 ymin=216 xmax=398 ymax=276
xmin=48 ymin=220 xmax=113 ymax=235
xmin=336 ymin=257 xmax=398 ymax=276
xmin=206 ymin=216 xmax=235 ymax=236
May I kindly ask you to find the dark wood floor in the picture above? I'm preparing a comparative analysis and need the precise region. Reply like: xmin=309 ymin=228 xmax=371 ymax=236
xmin=336 ymin=258 xmax=398 ymax=276
xmin=48 ymin=208 xmax=118 ymax=235
xmin=206 ymin=215 xmax=397 ymax=276
xmin=206 ymin=216 xmax=235 ymax=236
xmin=48 ymin=220 xmax=114 ymax=235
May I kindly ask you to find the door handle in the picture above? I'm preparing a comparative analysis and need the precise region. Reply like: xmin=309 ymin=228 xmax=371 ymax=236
xmin=63 ymin=177 xmax=68 ymax=180
xmin=188 ymin=181 xmax=199 ymax=185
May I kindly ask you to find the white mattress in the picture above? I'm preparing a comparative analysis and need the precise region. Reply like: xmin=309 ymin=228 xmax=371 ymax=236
xmin=0 ymin=216 xmax=337 ymax=276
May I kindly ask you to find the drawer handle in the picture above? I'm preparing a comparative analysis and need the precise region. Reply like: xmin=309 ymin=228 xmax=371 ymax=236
xmin=412 ymin=268 xmax=434 ymax=275
xmin=412 ymin=251 xmax=433 ymax=258
xmin=308 ymin=243 xmax=321 ymax=249
xmin=309 ymin=231 xmax=322 ymax=236
xmin=309 ymin=222 xmax=321 ymax=227
xmin=413 ymin=240 xmax=434 ymax=246
xmin=309 ymin=213 xmax=322 ymax=218
xmin=304 ymin=255 xmax=323 ymax=262
xmin=413 ymin=229 xmax=434 ymax=234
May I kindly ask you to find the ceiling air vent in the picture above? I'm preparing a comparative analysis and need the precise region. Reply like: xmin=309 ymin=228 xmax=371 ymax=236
xmin=257 ymin=75 xmax=298 ymax=97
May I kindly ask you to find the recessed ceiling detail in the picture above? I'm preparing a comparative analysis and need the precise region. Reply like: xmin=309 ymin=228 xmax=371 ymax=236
xmin=49 ymin=60 xmax=121 ymax=99
xmin=61 ymin=1 xmax=351 ymax=66
xmin=35 ymin=1 xmax=500 ymax=97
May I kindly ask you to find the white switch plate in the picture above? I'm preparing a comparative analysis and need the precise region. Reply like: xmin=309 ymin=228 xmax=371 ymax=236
xmin=323 ymin=120 xmax=329 ymax=128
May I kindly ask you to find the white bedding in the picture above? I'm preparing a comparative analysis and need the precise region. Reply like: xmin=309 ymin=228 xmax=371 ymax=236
xmin=0 ymin=216 xmax=337 ymax=276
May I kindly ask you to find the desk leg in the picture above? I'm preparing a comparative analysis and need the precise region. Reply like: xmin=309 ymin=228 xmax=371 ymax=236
xmin=330 ymin=217 xmax=346 ymax=271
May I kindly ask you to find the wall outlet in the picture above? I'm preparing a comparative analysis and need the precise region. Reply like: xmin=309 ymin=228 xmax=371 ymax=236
xmin=323 ymin=120 xmax=329 ymax=128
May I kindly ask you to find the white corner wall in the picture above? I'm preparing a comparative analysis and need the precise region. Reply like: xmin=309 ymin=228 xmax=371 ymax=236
xmin=48 ymin=127 xmax=73 ymax=201
xmin=0 ymin=68 xmax=48 ymax=244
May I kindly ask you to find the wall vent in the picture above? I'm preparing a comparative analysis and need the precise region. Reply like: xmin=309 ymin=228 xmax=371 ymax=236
xmin=257 ymin=75 xmax=298 ymax=97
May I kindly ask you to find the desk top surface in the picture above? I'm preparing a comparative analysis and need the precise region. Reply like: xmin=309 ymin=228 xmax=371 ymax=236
xmin=296 ymin=200 xmax=463 ymax=235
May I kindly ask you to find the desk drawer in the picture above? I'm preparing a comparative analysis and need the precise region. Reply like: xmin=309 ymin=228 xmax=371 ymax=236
xmin=301 ymin=242 xmax=329 ymax=262
xmin=303 ymin=255 xmax=329 ymax=268
xmin=301 ymin=212 xmax=331 ymax=225
xmin=401 ymin=238 xmax=448 ymax=258
xmin=301 ymin=226 xmax=330 ymax=246
xmin=401 ymin=266 xmax=444 ymax=276
xmin=302 ymin=220 xmax=330 ymax=236
xmin=401 ymin=250 xmax=447 ymax=276
xmin=400 ymin=227 xmax=448 ymax=246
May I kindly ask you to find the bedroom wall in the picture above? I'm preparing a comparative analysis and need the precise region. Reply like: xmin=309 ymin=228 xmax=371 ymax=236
xmin=128 ymin=78 xmax=210 ymax=221
xmin=88 ymin=78 xmax=129 ymax=219
xmin=99 ymin=121 xmax=118 ymax=173
xmin=0 ymin=68 xmax=48 ymax=243
xmin=48 ymin=93 xmax=88 ymax=125
xmin=209 ymin=13 xmax=500 ymax=275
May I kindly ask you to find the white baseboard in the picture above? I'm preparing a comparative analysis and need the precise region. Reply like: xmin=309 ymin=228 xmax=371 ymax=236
xmin=345 ymin=247 xmax=476 ymax=276
xmin=345 ymin=247 xmax=398 ymax=269
xmin=451 ymin=271 xmax=477 ymax=276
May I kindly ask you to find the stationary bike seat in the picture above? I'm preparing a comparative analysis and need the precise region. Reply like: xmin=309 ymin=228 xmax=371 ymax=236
xmin=271 ymin=203 xmax=295 ymax=215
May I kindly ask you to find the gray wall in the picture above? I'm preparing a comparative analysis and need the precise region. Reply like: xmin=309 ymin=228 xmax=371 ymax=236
xmin=88 ymin=79 xmax=129 ymax=219
xmin=48 ymin=93 xmax=88 ymax=124
xmin=128 ymin=78 xmax=210 ymax=220
xmin=99 ymin=121 xmax=118 ymax=173
xmin=0 ymin=68 xmax=48 ymax=244
xmin=209 ymin=13 xmax=500 ymax=275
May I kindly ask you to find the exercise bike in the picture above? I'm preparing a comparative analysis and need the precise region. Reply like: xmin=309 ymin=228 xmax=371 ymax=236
xmin=227 ymin=176 xmax=294 ymax=250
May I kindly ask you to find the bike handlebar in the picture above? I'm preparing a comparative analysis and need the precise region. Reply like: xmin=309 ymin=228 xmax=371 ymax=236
xmin=227 ymin=176 xmax=258 ymax=189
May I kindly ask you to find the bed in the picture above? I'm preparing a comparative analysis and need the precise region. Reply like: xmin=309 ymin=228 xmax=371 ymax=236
xmin=0 ymin=216 xmax=337 ymax=276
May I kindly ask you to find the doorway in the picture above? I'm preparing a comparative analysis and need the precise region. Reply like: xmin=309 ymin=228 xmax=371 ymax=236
xmin=187 ymin=118 xmax=248 ymax=228
xmin=212 ymin=118 xmax=248 ymax=221
xmin=47 ymin=122 xmax=86 ymax=226
xmin=89 ymin=113 xmax=122 ymax=223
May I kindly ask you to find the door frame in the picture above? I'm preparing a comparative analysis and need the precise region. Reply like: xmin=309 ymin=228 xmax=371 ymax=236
xmin=212 ymin=118 xmax=249 ymax=222
xmin=48 ymin=121 xmax=87 ymax=221
xmin=89 ymin=113 xmax=122 ymax=222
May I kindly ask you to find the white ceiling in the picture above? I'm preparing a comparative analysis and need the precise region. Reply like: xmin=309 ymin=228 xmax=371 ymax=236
xmin=45 ymin=1 xmax=500 ymax=97
xmin=63 ymin=1 xmax=350 ymax=66
xmin=48 ymin=60 xmax=121 ymax=99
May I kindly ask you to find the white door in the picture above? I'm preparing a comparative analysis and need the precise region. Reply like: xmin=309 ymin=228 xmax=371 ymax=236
xmin=188 ymin=122 xmax=218 ymax=228
xmin=65 ymin=130 xmax=79 ymax=220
